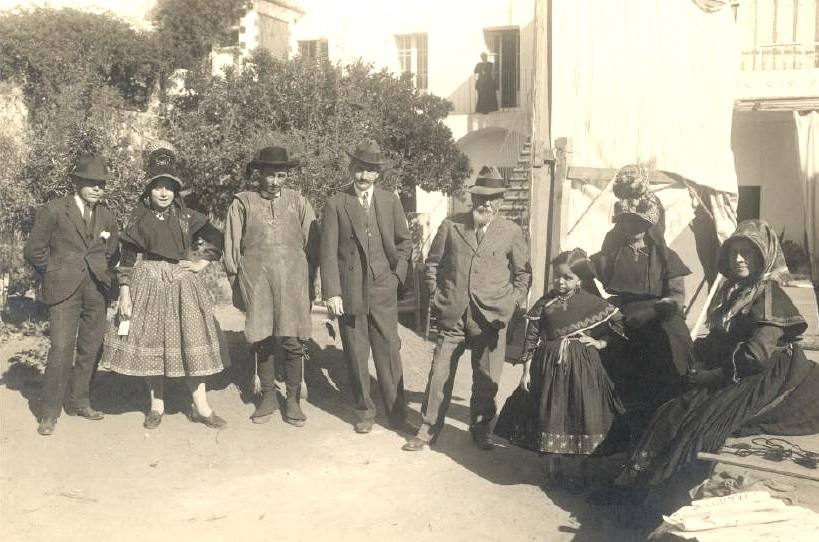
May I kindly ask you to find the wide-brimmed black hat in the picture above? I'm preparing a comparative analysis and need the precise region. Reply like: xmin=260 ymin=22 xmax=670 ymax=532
xmin=144 ymin=163 xmax=184 ymax=193
xmin=345 ymin=139 xmax=391 ymax=170
xmin=70 ymin=154 xmax=111 ymax=183
xmin=246 ymin=146 xmax=300 ymax=177
xmin=468 ymin=165 xmax=506 ymax=196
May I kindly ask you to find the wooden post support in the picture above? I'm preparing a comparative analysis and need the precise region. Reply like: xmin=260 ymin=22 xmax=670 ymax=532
xmin=527 ymin=140 xmax=553 ymax=302
xmin=545 ymin=137 xmax=572 ymax=291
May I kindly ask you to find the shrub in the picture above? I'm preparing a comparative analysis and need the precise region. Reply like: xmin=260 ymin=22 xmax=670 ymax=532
xmin=0 ymin=7 xmax=163 ymax=112
xmin=160 ymin=50 xmax=471 ymax=219
xmin=0 ymin=9 xmax=471 ymax=302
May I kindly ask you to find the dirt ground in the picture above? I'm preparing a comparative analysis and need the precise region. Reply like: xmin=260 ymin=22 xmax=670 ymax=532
xmin=0 ymin=306 xmax=657 ymax=541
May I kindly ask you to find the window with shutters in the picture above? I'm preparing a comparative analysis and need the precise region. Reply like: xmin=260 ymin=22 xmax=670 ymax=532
xmin=298 ymin=39 xmax=329 ymax=61
xmin=395 ymin=33 xmax=428 ymax=91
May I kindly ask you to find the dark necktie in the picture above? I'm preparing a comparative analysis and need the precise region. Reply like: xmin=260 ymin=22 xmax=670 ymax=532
xmin=476 ymin=226 xmax=484 ymax=245
xmin=82 ymin=204 xmax=92 ymax=235
xmin=361 ymin=192 xmax=370 ymax=214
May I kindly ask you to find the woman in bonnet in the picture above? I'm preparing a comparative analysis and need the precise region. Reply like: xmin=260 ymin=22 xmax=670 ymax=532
xmin=103 ymin=144 xmax=228 ymax=430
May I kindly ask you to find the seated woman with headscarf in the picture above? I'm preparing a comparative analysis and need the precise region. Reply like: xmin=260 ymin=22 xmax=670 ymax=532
xmin=589 ymin=219 xmax=819 ymax=505
xmin=591 ymin=164 xmax=693 ymax=431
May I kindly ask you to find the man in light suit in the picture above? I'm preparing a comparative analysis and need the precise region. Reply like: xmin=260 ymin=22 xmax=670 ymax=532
xmin=320 ymin=139 xmax=412 ymax=434
xmin=403 ymin=166 xmax=531 ymax=451
xmin=24 ymin=154 xmax=120 ymax=435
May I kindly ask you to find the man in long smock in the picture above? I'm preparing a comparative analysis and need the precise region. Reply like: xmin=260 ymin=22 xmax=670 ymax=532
xmin=224 ymin=146 xmax=319 ymax=426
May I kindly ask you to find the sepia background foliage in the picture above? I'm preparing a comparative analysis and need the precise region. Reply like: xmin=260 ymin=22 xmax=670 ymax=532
xmin=0 ymin=4 xmax=470 ymax=297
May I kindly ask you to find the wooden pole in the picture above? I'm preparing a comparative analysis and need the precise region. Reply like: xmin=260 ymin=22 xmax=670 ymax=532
xmin=698 ymin=452 xmax=819 ymax=482
xmin=526 ymin=0 xmax=551 ymax=302
xmin=545 ymin=137 xmax=571 ymax=289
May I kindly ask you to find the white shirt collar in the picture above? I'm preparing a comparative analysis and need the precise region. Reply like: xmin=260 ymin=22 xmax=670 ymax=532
xmin=354 ymin=185 xmax=374 ymax=202
xmin=74 ymin=194 xmax=87 ymax=214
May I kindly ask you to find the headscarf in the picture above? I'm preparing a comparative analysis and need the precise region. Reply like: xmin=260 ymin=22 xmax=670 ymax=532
xmin=593 ymin=164 xmax=688 ymax=296
xmin=707 ymin=219 xmax=798 ymax=332
xmin=611 ymin=163 xmax=662 ymax=227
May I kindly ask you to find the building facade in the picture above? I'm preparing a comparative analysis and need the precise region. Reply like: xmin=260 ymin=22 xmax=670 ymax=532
xmin=732 ymin=0 xmax=819 ymax=253
xmin=288 ymin=0 xmax=542 ymax=290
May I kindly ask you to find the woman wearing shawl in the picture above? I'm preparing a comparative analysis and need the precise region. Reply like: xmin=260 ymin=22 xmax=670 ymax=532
xmin=589 ymin=219 xmax=819 ymax=505
xmin=591 ymin=164 xmax=693 ymax=429
xmin=103 ymin=157 xmax=228 ymax=430
xmin=495 ymin=249 xmax=624 ymax=489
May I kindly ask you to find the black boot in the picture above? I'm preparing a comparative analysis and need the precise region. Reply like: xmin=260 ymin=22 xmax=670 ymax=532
xmin=251 ymin=339 xmax=280 ymax=424
xmin=282 ymin=338 xmax=307 ymax=427
xmin=284 ymin=394 xmax=306 ymax=427
xmin=251 ymin=391 xmax=279 ymax=424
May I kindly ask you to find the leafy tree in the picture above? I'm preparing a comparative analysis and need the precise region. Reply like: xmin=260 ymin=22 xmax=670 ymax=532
xmin=151 ymin=0 xmax=252 ymax=70
xmin=0 ymin=8 xmax=159 ymax=294
xmin=0 ymin=7 xmax=162 ymax=112
xmin=0 ymin=11 xmax=470 ymax=295
xmin=161 ymin=50 xmax=471 ymax=219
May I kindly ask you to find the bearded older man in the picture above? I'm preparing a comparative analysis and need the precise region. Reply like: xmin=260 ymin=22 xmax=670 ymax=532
xmin=403 ymin=166 xmax=531 ymax=451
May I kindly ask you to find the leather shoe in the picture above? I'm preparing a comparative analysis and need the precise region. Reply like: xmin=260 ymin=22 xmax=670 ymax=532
xmin=354 ymin=420 xmax=373 ymax=434
xmin=189 ymin=406 xmax=228 ymax=429
xmin=143 ymin=411 xmax=163 ymax=430
xmin=401 ymin=436 xmax=430 ymax=451
xmin=65 ymin=406 xmax=104 ymax=420
xmin=37 ymin=418 xmax=56 ymax=436
xmin=470 ymin=427 xmax=494 ymax=451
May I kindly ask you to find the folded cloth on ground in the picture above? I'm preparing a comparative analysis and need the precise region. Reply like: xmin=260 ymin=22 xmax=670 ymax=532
xmin=657 ymin=491 xmax=819 ymax=541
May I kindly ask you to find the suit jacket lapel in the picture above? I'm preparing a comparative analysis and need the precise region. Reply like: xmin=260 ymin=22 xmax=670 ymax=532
xmin=344 ymin=187 xmax=367 ymax=247
xmin=65 ymin=197 xmax=90 ymax=248
xmin=372 ymin=188 xmax=390 ymax=246
xmin=453 ymin=220 xmax=478 ymax=253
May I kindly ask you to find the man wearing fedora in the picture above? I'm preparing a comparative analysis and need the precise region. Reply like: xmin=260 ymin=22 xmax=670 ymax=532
xmin=224 ymin=145 xmax=319 ymax=426
xmin=320 ymin=139 xmax=412 ymax=434
xmin=403 ymin=165 xmax=531 ymax=451
xmin=24 ymin=153 xmax=120 ymax=435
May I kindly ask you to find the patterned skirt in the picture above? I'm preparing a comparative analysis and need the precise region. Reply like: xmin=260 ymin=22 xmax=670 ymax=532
xmin=102 ymin=260 xmax=228 ymax=377
xmin=495 ymin=340 xmax=623 ymax=455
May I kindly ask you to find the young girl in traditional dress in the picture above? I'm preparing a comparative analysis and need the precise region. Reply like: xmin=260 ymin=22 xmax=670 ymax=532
xmin=103 ymin=160 xmax=228 ymax=430
xmin=495 ymin=248 xmax=624 ymax=489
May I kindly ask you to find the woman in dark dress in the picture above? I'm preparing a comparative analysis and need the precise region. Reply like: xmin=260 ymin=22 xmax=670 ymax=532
xmin=103 ymin=163 xmax=228 ymax=429
xmin=589 ymin=219 xmax=819 ymax=505
xmin=474 ymin=52 xmax=499 ymax=114
xmin=495 ymin=249 xmax=624 ymax=489
xmin=592 ymin=164 xmax=693 ymax=432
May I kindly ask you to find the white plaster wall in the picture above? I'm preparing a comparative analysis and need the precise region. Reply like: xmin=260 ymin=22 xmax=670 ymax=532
xmin=291 ymin=0 xmax=537 ymax=245
xmin=732 ymin=111 xmax=806 ymax=243
xmin=291 ymin=0 xmax=535 ymax=116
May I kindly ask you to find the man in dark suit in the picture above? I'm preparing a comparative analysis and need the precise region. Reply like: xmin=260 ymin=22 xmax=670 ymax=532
xmin=403 ymin=166 xmax=531 ymax=451
xmin=320 ymin=139 xmax=412 ymax=434
xmin=24 ymin=154 xmax=120 ymax=435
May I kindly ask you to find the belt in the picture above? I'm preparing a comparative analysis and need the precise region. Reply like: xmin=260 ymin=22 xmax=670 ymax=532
xmin=144 ymin=254 xmax=180 ymax=264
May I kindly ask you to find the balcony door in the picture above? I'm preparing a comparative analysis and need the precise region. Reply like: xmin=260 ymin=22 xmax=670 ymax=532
xmin=486 ymin=28 xmax=520 ymax=108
